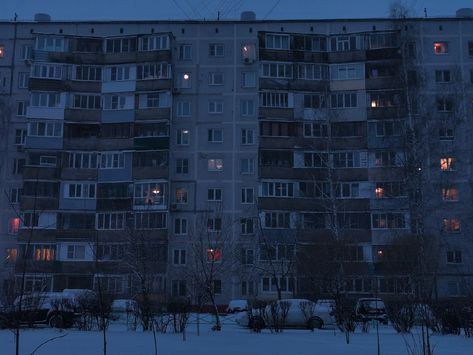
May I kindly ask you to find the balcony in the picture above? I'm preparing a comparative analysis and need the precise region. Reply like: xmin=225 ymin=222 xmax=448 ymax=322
xmin=366 ymin=48 xmax=401 ymax=61
xmin=136 ymin=79 xmax=172 ymax=91
xmin=21 ymin=196 xmax=59 ymax=210
xmin=134 ymin=137 xmax=169 ymax=150
xmin=259 ymin=107 xmax=294 ymax=120
xmin=135 ymin=108 xmax=171 ymax=121
xmin=29 ymin=78 xmax=67 ymax=92
xmin=365 ymin=77 xmax=402 ymax=90
xmin=132 ymin=166 xmax=169 ymax=179
xmin=23 ymin=166 xmax=60 ymax=180
xmin=367 ymin=106 xmax=406 ymax=120
xmin=328 ymin=50 xmax=366 ymax=63
xmin=64 ymin=109 xmax=101 ymax=123
xmin=67 ymin=80 xmax=101 ymax=93
xmin=61 ymin=168 xmax=98 ymax=180
xmin=15 ymin=260 xmax=60 ymax=274
xmin=259 ymin=78 xmax=329 ymax=92
xmin=259 ymin=136 xmax=296 ymax=150
xmin=97 ymin=198 xmax=132 ymax=211
xmin=98 ymin=138 xmax=134 ymax=150
xmin=63 ymin=137 xmax=99 ymax=150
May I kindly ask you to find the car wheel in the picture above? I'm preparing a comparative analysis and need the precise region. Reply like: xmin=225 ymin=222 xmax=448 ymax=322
xmin=308 ymin=317 xmax=323 ymax=330
xmin=48 ymin=313 xmax=64 ymax=328
xmin=249 ymin=316 xmax=265 ymax=330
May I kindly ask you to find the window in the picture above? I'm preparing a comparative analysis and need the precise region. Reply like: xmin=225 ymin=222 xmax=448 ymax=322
xmin=176 ymin=101 xmax=191 ymax=117
xmin=240 ymin=218 xmax=254 ymax=235
xmin=241 ymin=99 xmax=255 ymax=116
xmin=104 ymin=95 xmax=129 ymax=110
xmin=207 ymin=249 xmax=222 ymax=262
xmin=177 ymin=44 xmax=192 ymax=61
xmin=447 ymin=251 xmax=462 ymax=264
xmin=21 ymin=45 xmax=32 ymax=60
xmin=299 ymin=182 xmax=330 ymax=198
xmin=261 ymin=62 xmax=293 ymax=79
xmin=208 ymin=188 xmax=222 ymax=201
xmin=330 ymin=63 xmax=364 ymax=80
xmin=261 ymin=276 xmax=295 ymax=293
xmin=304 ymin=94 xmax=326 ymax=109
xmin=100 ymin=152 xmax=125 ymax=169
xmin=208 ymin=128 xmax=223 ymax=143
xmin=241 ymin=188 xmax=254 ymax=204
xmin=174 ymin=218 xmax=188 ymax=235
xmin=241 ymin=129 xmax=255 ymax=145
xmin=0 ymin=45 xmax=5 ymax=58
xmin=31 ymin=63 xmax=63 ymax=80
xmin=208 ymin=159 xmax=224 ymax=171
xmin=17 ymin=106 xmax=44 ymax=129
xmin=375 ymin=182 xmax=406 ymax=198
xmin=369 ymin=32 xmax=398 ymax=49
xmin=208 ymin=100 xmax=223 ymax=114
xmin=65 ymin=183 xmax=96 ymax=199
xmin=136 ymin=63 xmax=169 ymax=80
xmin=435 ymin=70 xmax=451 ymax=83
xmin=374 ymin=152 xmax=397 ymax=167
xmin=72 ymin=94 xmax=101 ymax=109
xmin=304 ymin=122 xmax=328 ymax=137
xmin=241 ymin=249 xmax=254 ymax=265
xmin=177 ymin=72 xmax=192 ymax=89
xmin=139 ymin=35 xmax=169 ymax=51
xmin=8 ymin=218 xmax=20 ymax=234
xmin=302 ymin=213 xmax=326 ymax=229
xmin=439 ymin=126 xmax=454 ymax=140
xmin=436 ymin=97 xmax=453 ymax=112
xmin=31 ymin=92 xmax=60 ymax=107
xmin=242 ymin=43 xmax=256 ymax=62
xmin=264 ymin=212 xmax=290 ymax=229
xmin=242 ymin=72 xmax=256 ymax=88
xmin=94 ymin=275 xmax=124 ymax=294
xmin=208 ymin=72 xmax=224 ymax=85
xmin=241 ymin=281 xmax=255 ymax=296
xmin=297 ymin=64 xmax=329 ymax=80
xmin=40 ymin=156 xmax=57 ymax=167
xmin=372 ymin=213 xmax=406 ymax=229
xmin=442 ymin=187 xmax=459 ymax=201
xmin=212 ymin=280 xmax=222 ymax=294
xmin=260 ymin=92 xmax=290 ymax=108
xmin=209 ymin=43 xmax=224 ymax=57
xmin=67 ymin=152 xmax=98 ymax=169
xmin=176 ymin=158 xmax=189 ymax=174
xmin=96 ymin=212 xmax=125 ymax=230
xmin=35 ymin=36 xmax=64 ymax=52
xmin=67 ymin=245 xmax=86 ymax=260
xmin=133 ymin=182 xmax=166 ymax=208
xmin=105 ymin=65 xmax=131 ymax=81
xmin=331 ymin=35 xmax=357 ymax=52
xmin=369 ymin=92 xmax=400 ymax=108
xmin=304 ymin=152 xmax=328 ymax=168
xmin=105 ymin=37 xmax=137 ymax=53
xmin=18 ymin=72 xmax=29 ymax=88
xmin=469 ymin=41 xmax=473 ymax=56
xmin=309 ymin=37 xmax=327 ymax=51
xmin=335 ymin=182 xmax=359 ymax=198
xmin=173 ymin=250 xmax=186 ymax=265
xmin=265 ymin=34 xmax=289 ymax=50
xmin=171 ymin=280 xmax=187 ymax=297
xmin=207 ymin=218 xmax=222 ymax=232
xmin=140 ymin=92 xmax=169 ymax=109
xmin=96 ymin=244 xmax=125 ymax=261
xmin=330 ymin=92 xmax=357 ymax=108
xmin=9 ymin=188 xmax=23 ymax=204
xmin=175 ymin=188 xmax=188 ymax=204
xmin=12 ymin=158 xmax=25 ymax=174
xmin=74 ymin=65 xmax=102 ymax=81
xmin=442 ymin=218 xmax=461 ymax=232
xmin=434 ymin=42 xmax=448 ymax=54
xmin=262 ymin=181 xmax=294 ymax=197
xmin=176 ymin=129 xmax=190 ymax=145
xmin=135 ymin=212 xmax=167 ymax=229
xmin=240 ymin=158 xmax=255 ymax=174
xmin=15 ymin=129 xmax=26 ymax=146
xmin=440 ymin=157 xmax=456 ymax=171
xmin=23 ymin=244 xmax=56 ymax=261
xmin=5 ymin=248 xmax=17 ymax=263
xmin=17 ymin=101 xmax=28 ymax=116
xmin=376 ymin=121 xmax=402 ymax=137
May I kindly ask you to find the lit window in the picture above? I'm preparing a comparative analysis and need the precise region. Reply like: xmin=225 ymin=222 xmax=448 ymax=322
xmin=8 ymin=218 xmax=20 ymax=234
xmin=208 ymin=159 xmax=223 ymax=171
xmin=5 ymin=248 xmax=17 ymax=262
xmin=440 ymin=157 xmax=456 ymax=171
xmin=207 ymin=248 xmax=222 ymax=262
xmin=0 ymin=45 xmax=4 ymax=58
xmin=434 ymin=42 xmax=448 ymax=54
xmin=442 ymin=218 xmax=461 ymax=232
xmin=175 ymin=188 xmax=188 ymax=204
xmin=375 ymin=187 xmax=384 ymax=199
xmin=442 ymin=187 xmax=459 ymax=201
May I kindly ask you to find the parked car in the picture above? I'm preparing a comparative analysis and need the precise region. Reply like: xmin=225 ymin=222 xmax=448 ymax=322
xmin=236 ymin=299 xmax=326 ymax=330
xmin=314 ymin=299 xmax=337 ymax=327
xmin=0 ymin=289 xmax=95 ymax=329
xmin=226 ymin=300 xmax=248 ymax=314
xmin=355 ymin=298 xmax=389 ymax=324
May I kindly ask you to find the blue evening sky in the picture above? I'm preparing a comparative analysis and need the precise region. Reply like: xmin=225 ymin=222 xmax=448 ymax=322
xmin=0 ymin=0 xmax=472 ymax=21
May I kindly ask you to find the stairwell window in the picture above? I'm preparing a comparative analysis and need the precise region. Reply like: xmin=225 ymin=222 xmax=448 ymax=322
xmin=209 ymin=43 xmax=224 ymax=57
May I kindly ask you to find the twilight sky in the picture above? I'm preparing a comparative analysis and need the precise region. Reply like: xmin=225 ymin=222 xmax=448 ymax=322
xmin=0 ymin=0 xmax=472 ymax=21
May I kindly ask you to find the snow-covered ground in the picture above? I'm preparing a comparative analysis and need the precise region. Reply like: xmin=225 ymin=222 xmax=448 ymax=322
xmin=1 ymin=314 xmax=472 ymax=355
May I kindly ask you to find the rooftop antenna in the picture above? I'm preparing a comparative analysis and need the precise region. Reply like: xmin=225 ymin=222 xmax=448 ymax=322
xmin=217 ymin=11 xmax=220 ymax=20
xmin=424 ymin=8 xmax=428 ymax=18
xmin=14 ymin=13 xmax=18 ymax=21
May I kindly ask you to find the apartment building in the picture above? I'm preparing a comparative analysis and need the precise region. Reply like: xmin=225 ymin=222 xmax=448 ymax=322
xmin=0 ymin=9 xmax=472 ymax=303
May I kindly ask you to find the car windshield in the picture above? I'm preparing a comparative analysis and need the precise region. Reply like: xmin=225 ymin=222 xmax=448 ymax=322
xmin=361 ymin=300 xmax=385 ymax=310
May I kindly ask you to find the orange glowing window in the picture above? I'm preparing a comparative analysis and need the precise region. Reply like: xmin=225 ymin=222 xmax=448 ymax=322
xmin=442 ymin=187 xmax=459 ymax=201
xmin=370 ymin=100 xmax=378 ymax=108
xmin=8 ymin=218 xmax=20 ymax=234
xmin=375 ymin=187 xmax=384 ymax=199
xmin=0 ymin=45 xmax=4 ymax=58
xmin=207 ymin=248 xmax=222 ymax=262
xmin=34 ymin=246 xmax=55 ymax=261
xmin=442 ymin=218 xmax=461 ymax=232
xmin=377 ymin=249 xmax=384 ymax=257
xmin=440 ymin=157 xmax=455 ymax=171
xmin=434 ymin=42 xmax=448 ymax=54
xmin=5 ymin=248 xmax=17 ymax=262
